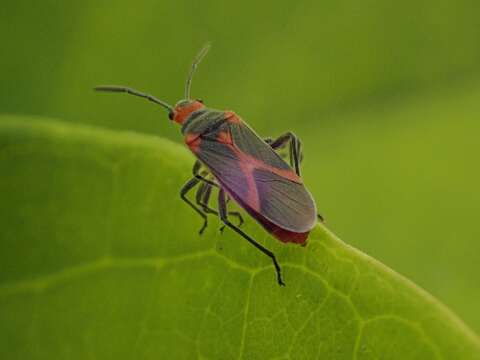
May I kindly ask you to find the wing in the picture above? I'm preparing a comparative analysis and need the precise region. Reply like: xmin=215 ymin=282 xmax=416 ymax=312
xmin=188 ymin=112 xmax=317 ymax=234
xmin=226 ymin=113 xmax=293 ymax=174
xmin=252 ymin=168 xmax=317 ymax=233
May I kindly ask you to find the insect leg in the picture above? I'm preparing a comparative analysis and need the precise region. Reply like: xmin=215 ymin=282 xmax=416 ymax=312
xmin=201 ymin=182 xmax=213 ymax=208
xmin=263 ymin=137 xmax=273 ymax=145
xmin=195 ymin=183 xmax=244 ymax=227
xmin=195 ymin=181 xmax=216 ymax=215
xmin=268 ymin=132 xmax=302 ymax=176
xmin=195 ymin=181 xmax=210 ymax=208
xmin=217 ymin=188 xmax=285 ymax=286
xmin=192 ymin=160 xmax=218 ymax=187
xmin=264 ymin=136 xmax=290 ymax=161
xmin=180 ymin=176 xmax=209 ymax=235
xmin=192 ymin=161 xmax=244 ymax=226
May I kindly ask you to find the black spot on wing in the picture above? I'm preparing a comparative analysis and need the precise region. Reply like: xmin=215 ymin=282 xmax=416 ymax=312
xmin=229 ymin=122 xmax=291 ymax=171
xmin=253 ymin=168 xmax=316 ymax=232
xmin=197 ymin=140 xmax=249 ymax=200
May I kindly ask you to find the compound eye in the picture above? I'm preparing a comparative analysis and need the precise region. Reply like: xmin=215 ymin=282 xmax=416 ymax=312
xmin=196 ymin=99 xmax=204 ymax=104
xmin=168 ymin=111 xmax=174 ymax=120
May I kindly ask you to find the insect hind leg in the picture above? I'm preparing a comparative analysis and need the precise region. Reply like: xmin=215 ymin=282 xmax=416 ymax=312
xmin=217 ymin=188 xmax=285 ymax=286
xmin=267 ymin=132 xmax=302 ymax=176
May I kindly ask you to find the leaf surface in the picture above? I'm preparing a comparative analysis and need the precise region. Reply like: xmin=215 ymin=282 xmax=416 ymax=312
xmin=0 ymin=116 xmax=479 ymax=359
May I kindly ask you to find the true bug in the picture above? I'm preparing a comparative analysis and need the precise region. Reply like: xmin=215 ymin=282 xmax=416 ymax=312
xmin=95 ymin=44 xmax=322 ymax=286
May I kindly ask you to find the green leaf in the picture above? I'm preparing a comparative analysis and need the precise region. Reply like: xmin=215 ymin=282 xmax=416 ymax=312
xmin=0 ymin=116 xmax=479 ymax=359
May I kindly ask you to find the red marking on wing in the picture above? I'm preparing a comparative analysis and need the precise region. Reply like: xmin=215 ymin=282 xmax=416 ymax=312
xmin=185 ymin=133 xmax=201 ymax=153
xmin=216 ymin=131 xmax=233 ymax=144
xmin=184 ymin=112 xmax=315 ymax=241
xmin=246 ymin=153 xmax=301 ymax=183
xmin=219 ymin=141 xmax=301 ymax=213
xmin=224 ymin=111 xmax=242 ymax=124
xmin=221 ymin=116 xmax=303 ymax=215
xmin=236 ymin=155 xmax=261 ymax=211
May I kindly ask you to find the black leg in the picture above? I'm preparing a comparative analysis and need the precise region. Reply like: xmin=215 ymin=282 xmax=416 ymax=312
xmin=268 ymin=132 xmax=302 ymax=176
xmin=192 ymin=160 xmax=218 ymax=187
xmin=201 ymin=181 xmax=213 ymax=206
xmin=193 ymin=160 xmax=243 ymax=227
xmin=180 ymin=177 xmax=209 ymax=235
xmin=264 ymin=136 xmax=289 ymax=161
xmin=195 ymin=181 xmax=216 ymax=214
xmin=195 ymin=181 xmax=210 ymax=207
xmin=195 ymin=182 xmax=244 ymax=227
xmin=217 ymin=188 xmax=285 ymax=286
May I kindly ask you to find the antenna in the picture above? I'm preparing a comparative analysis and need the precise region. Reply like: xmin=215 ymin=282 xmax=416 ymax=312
xmin=94 ymin=85 xmax=173 ymax=112
xmin=184 ymin=42 xmax=211 ymax=100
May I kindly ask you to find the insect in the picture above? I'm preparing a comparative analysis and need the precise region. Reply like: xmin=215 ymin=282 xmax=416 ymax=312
xmin=95 ymin=44 xmax=322 ymax=286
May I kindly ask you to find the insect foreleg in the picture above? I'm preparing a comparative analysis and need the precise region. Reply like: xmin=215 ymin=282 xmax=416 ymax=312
xmin=217 ymin=188 xmax=285 ymax=286
xmin=180 ymin=177 xmax=209 ymax=235
xmin=268 ymin=132 xmax=303 ymax=176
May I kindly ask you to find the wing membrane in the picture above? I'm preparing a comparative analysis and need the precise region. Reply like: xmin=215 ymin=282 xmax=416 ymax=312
xmin=253 ymin=168 xmax=316 ymax=232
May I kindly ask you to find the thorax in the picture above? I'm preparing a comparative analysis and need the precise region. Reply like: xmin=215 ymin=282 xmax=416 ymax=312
xmin=181 ymin=108 xmax=226 ymax=137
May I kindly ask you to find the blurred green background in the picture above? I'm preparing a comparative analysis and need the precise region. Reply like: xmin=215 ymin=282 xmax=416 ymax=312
xmin=1 ymin=0 xmax=480 ymax=334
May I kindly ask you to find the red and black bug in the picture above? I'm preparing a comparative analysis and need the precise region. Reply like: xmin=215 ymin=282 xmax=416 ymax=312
xmin=95 ymin=44 xmax=322 ymax=286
